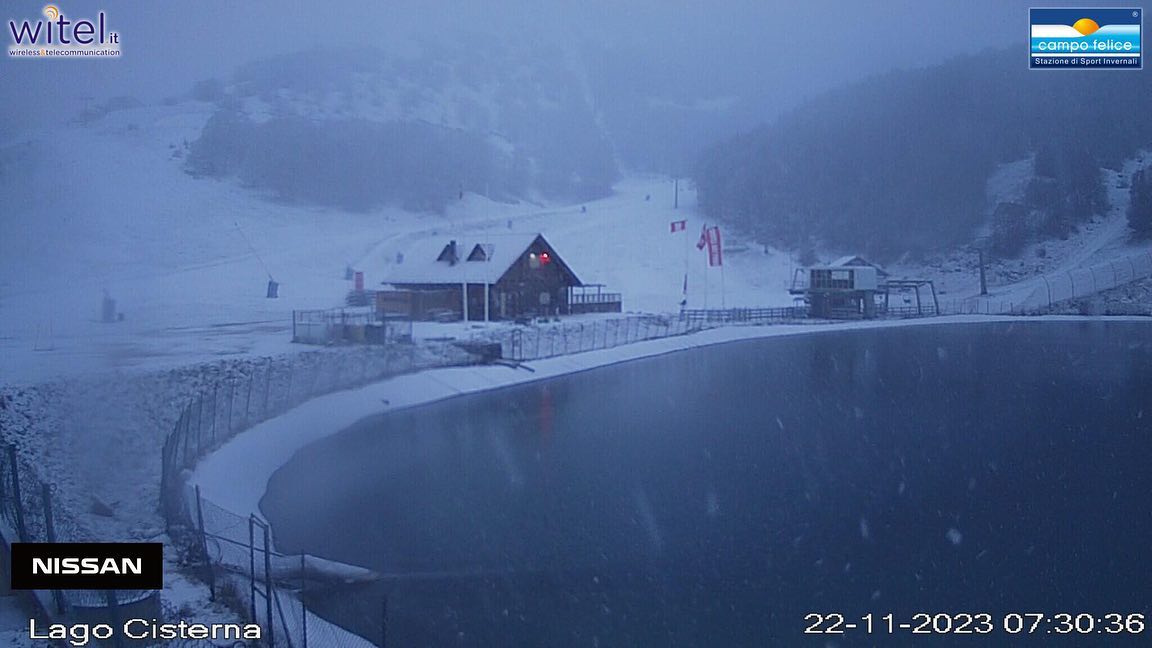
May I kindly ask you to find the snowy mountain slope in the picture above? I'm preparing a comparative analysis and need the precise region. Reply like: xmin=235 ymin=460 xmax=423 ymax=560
xmin=187 ymin=45 xmax=618 ymax=211
xmin=3 ymin=99 xmax=1150 ymax=384
xmin=887 ymin=154 xmax=1152 ymax=310
xmin=0 ymin=103 xmax=787 ymax=384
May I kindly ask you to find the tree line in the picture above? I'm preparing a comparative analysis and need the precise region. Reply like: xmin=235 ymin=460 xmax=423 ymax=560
xmin=695 ymin=48 xmax=1152 ymax=260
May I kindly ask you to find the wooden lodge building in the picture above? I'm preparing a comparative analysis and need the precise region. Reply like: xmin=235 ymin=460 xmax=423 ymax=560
xmin=378 ymin=233 xmax=621 ymax=321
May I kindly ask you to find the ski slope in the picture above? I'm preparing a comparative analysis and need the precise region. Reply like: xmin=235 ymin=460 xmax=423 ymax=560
xmin=0 ymin=103 xmax=796 ymax=384
xmin=3 ymin=103 xmax=1150 ymax=384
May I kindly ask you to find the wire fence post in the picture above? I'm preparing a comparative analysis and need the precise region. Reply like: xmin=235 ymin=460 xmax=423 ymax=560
xmin=180 ymin=404 xmax=191 ymax=469
xmin=381 ymin=594 xmax=389 ymax=648
xmin=263 ymin=525 xmax=274 ymax=648
xmin=262 ymin=359 xmax=273 ymax=420
xmin=244 ymin=373 xmax=255 ymax=428
xmin=42 ymin=483 xmax=66 ymax=614
xmin=285 ymin=357 xmax=296 ymax=410
xmin=7 ymin=445 xmax=26 ymax=542
xmin=210 ymin=385 xmax=219 ymax=446
xmin=195 ymin=485 xmax=215 ymax=601
xmin=227 ymin=381 xmax=235 ymax=434
xmin=248 ymin=516 xmax=256 ymax=622
xmin=301 ymin=554 xmax=308 ymax=648
xmin=195 ymin=395 xmax=204 ymax=457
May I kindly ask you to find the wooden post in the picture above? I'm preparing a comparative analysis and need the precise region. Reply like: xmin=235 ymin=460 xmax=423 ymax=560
xmin=483 ymin=283 xmax=490 ymax=322
xmin=462 ymin=283 xmax=469 ymax=322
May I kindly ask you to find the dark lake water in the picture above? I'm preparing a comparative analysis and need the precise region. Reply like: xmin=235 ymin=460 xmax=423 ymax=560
xmin=262 ymin=321 xmax=1152 ymax=646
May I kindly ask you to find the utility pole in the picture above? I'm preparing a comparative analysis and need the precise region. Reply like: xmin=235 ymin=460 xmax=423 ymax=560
xmin=673 ymin=178 xmax=679 ymax=209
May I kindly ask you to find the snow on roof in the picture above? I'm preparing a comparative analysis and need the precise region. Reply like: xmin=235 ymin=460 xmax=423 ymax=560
xmin=381 ymin=233 xmax=546 ymax=285
xmin=830 ymin=255 xmax=888 ymax=275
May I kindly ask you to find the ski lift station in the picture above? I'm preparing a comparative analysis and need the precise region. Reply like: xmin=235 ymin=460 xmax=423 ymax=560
xmin=790 ymin=255 xmax=938 ymax=319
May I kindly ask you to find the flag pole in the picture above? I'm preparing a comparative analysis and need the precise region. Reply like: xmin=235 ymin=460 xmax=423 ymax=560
xmin=704 ymin=224 xmax=710 ymax=310
xmin=717 ymin=226 xmax=726 ymax=308
xmin=683 ymin=220 xmax=690 ymax=309
xmin=720 ymin=261 xmax=727 ymax=309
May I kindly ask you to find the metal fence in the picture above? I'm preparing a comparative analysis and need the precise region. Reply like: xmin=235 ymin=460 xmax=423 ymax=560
xmin=292 ymin=308 xmax=413 ymax=346
xmin=0 ymin=443 xmax=156 ymax=619
xmin=682 ymin=306 xmax=808 ymax=324
xmin=162 ymin=342 xmax=449 ymax=647
xmin=487 ymin=314 xmax=702 ymax=362
xmin=937 ymin=299 xmax=1026 ymax=316
xmin=189 ymin=491 xmax=378 ymax=648
xmin=1021 ymin=248 xmax=1152 ymax=310
xmin=161 ymin=345 xmax=424 ymax=527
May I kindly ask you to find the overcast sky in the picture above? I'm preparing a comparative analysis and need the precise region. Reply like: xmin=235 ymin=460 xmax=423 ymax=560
xmin=0 ymin=0 xmax=1125 ymax=134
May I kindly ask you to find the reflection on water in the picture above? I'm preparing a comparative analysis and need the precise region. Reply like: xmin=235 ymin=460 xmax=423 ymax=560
xmin=262 ymin=322 xmax=1152 ymax=646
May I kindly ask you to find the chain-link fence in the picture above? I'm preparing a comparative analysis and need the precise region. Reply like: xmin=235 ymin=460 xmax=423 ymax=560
xmin=190 ymin=493 xmax=377 ymax=648
xmin=161 ymin=344 xmax=426 ymax=528
xmin=0 ymin=443 xmax=156 ymax=619
xmin=1021 ymin=249 xmax=1152 ymax=310
xmin=936 ymin=299 xmax=1025 ymax=316
xmin=487 ymin=314 xmax=706 ymax=362
xmin=162 ymin=341 xmax=470 ymax=647
xmin=292 ymin=308 xmax=413 ymax=345
xmin=482 ymin=306 xmax=967 ymax=362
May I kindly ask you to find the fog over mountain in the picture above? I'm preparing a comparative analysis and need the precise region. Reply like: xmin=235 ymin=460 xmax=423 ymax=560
xmin=1 ymin=1 xmax=1139 ymax=224
xmin=697 ymin=46 xmax=1148 ymax=259
xmin=2 ymin=0 xmax=1071 ymax=143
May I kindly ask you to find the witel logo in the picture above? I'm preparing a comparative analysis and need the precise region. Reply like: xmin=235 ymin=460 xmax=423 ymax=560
xmin=7 ymin=4 xmax=121 ymax=59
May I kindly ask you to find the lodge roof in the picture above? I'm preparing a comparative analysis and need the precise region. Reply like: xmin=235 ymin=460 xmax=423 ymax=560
xmin=380 ymin=233 xmax=581 ymax=286
xmin=828 ymin=255 xmax=888 ymax=276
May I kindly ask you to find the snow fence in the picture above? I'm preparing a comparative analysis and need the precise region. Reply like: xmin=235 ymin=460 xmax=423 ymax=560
xmin=1021 ymin=248 xmax=1152 ymax=311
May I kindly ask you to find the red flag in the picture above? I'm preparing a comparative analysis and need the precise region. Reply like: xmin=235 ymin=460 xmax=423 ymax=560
xmin=670 ymin=220 xmax=687 ymax=233
xmin=708 ymin=226 xmax=723 ymax=267
xmin=696 ymin=224 xmax=708 ymax=250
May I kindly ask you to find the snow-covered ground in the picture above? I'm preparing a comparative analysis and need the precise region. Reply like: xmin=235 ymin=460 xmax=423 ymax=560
xmin=4 ymin=99 xmax=1152 ymax=644
xmin=889 ymin=154 xmax=1152 ymax=311
xmin=5 ymin=103 xmax=1150 ymax=387
xmin=0 ymin=103 xmax=795 ymax=386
